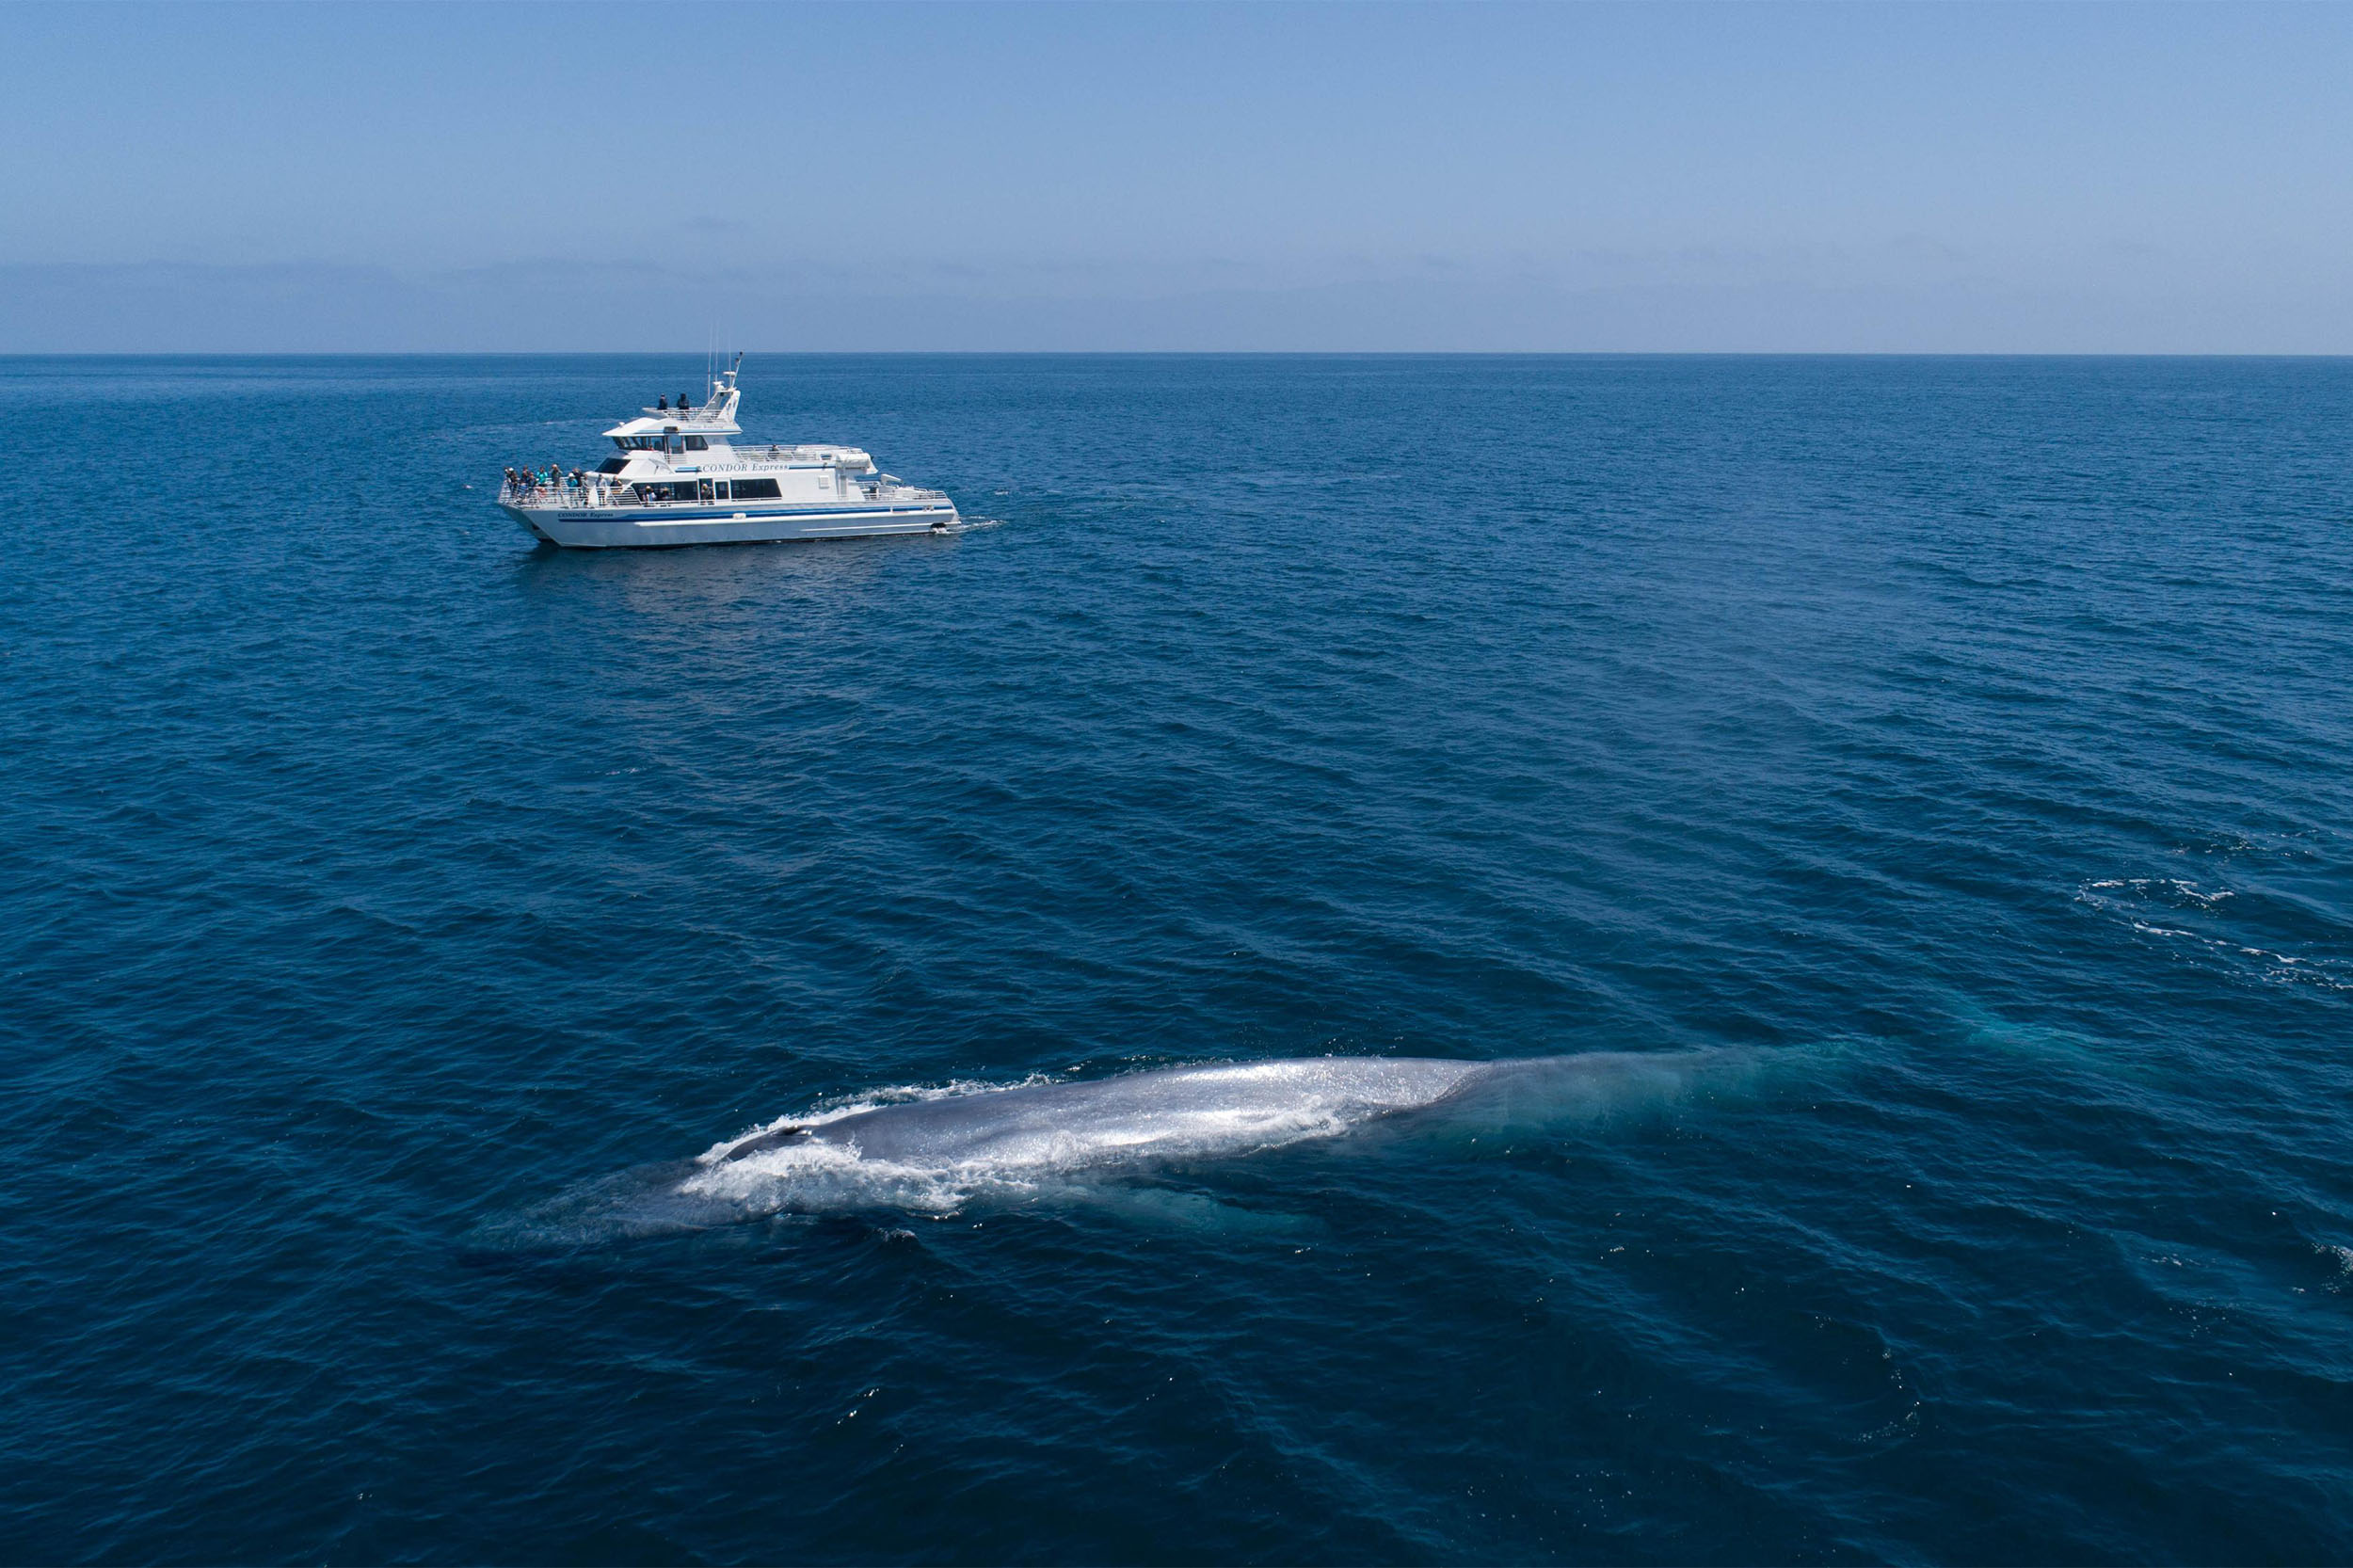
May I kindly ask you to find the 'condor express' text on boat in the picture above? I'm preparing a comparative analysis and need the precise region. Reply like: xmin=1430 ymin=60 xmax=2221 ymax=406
xmin=497 ymin=357 xmax=959 ymax=548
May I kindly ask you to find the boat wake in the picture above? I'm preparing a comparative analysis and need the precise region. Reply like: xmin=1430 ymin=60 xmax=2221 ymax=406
xmin=480 ymin=1048 xmax=1789 ymax=1248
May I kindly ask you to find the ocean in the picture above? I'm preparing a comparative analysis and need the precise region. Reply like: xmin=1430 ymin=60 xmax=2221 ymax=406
xmin=3 ymin=353 xmax=2349 ymax=1563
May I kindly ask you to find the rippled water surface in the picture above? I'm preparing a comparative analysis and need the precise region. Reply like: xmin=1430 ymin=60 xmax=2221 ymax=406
xmin=5 ymin=354 xmax=2352 ymax=1563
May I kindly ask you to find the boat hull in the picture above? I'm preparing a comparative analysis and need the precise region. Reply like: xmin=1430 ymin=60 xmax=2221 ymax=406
xmin=504 ymin=499 xmax=960 ymax=549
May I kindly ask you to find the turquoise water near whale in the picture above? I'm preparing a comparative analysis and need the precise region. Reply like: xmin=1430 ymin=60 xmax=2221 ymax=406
xmin=4 ymin=353 xmax=2351 ymax=1563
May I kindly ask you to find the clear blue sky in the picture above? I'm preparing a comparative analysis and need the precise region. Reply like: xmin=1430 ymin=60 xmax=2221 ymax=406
xmin=5 ymin=1 xmax=2349 ymax=352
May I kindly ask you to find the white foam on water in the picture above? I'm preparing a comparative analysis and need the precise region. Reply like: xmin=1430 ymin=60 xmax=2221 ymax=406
xmin=2076 ymin=876 xmax=2353 ymax=994
xmin=695 ymin=1075 xmax=1055 ymax=1166
xmin=682 ymin=1136 xmax=983 ymax=1217
xmin=2084 ymin=877 xmax=2234 ymax=909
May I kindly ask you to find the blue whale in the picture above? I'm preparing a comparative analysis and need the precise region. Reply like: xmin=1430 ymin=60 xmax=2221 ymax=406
xmin=493 ymin=1048 xmax=1776 ymax=1245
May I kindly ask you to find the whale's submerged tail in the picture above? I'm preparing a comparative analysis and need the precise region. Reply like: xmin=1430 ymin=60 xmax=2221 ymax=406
xmin=1417 ymin=1046 xmax=1783 ymax=1133
xmin=479 ymin=1046 xmax=1797 ymax=1248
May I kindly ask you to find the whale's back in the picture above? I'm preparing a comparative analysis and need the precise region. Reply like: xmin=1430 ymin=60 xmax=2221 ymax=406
xmin=804 ymin=1056 xmax=1493 ymax=1169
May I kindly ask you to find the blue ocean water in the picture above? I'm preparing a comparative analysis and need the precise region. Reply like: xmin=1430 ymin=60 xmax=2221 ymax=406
xmin=4 ymin=353 xmax=2351 ymax=1564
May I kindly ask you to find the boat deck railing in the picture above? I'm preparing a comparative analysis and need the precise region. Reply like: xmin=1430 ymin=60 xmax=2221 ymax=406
xmin=499 ymin=479 xmax=950 ymax=508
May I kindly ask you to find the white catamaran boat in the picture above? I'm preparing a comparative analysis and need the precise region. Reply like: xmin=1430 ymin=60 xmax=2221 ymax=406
xmin=497 ymin=356 xmax=959 ymax=548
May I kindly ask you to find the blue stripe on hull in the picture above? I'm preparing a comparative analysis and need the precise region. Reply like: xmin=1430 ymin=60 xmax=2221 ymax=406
xmin=501 ymin=501 xmax=959 ymax=550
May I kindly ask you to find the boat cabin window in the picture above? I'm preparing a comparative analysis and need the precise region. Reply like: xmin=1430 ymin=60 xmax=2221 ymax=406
xmin=728 ymin=478 xmax=782 ymax=500
xmin=632 ymin=480 xmax=721 ymax=503
xmin=597 ymin=457 xmax=629 ymax=474
xmin=683 ymin=436 xmax=709 ymax=452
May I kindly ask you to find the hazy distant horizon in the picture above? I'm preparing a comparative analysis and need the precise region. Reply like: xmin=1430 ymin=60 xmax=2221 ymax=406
xmin=9 ymin=336 xmax=2351 ymax=360
xmin=8 ymin=2 xmax=2351 ymax=355
xmin=10 ymin=258 xmax=2349 ymax=357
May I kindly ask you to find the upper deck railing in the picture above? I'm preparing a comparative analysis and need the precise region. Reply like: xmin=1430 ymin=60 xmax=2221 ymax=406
xmin=499 ymin=477 xmax=950 ymax=508
xmin=599 ymin=442 xmax=854 ymax=463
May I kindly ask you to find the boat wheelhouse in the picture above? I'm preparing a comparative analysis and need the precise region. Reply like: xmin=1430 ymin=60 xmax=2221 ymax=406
xmin=497 ymin=356 xmax=959 ymax=548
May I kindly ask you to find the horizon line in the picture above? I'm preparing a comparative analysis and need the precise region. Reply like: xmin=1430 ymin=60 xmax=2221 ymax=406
xmin=6 ymin=349 xmax=2351 ymax=360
